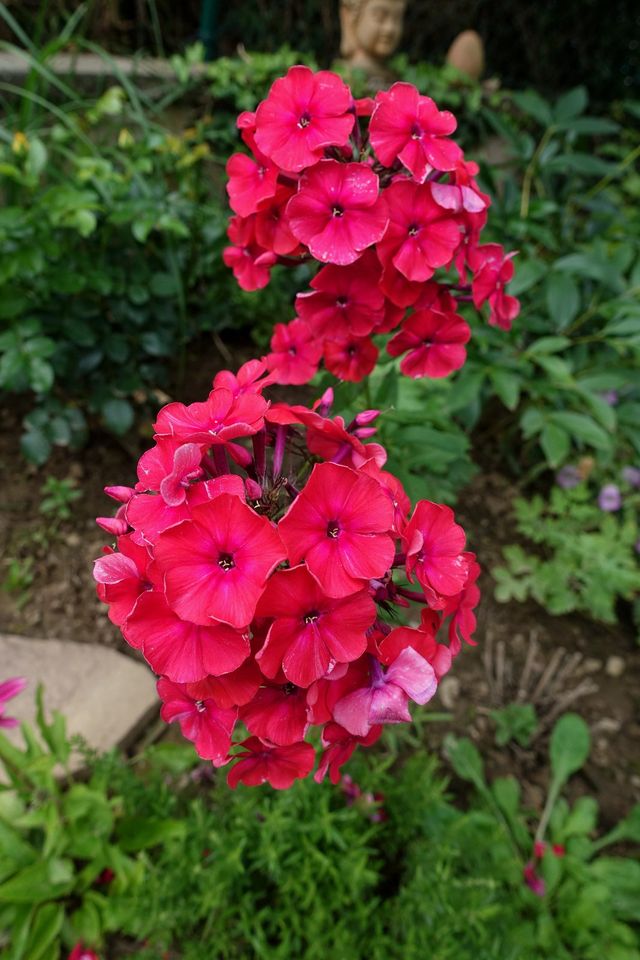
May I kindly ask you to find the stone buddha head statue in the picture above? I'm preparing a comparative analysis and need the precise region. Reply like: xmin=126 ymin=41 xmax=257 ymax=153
xmin=339 ymin=0 xmax=407 ymax=82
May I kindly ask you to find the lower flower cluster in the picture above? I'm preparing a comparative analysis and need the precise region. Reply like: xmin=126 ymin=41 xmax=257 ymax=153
xmin=93 ymin=361 xmax=479 ymax=789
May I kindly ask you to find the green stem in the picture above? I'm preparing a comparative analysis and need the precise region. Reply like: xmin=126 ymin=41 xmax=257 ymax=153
xmin=520 ymin=125 xmax=557 ymax=220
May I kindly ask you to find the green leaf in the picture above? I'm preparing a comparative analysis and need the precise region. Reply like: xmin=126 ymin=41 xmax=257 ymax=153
xmin=490 ymin=369 xmax=520 ymax=411
xmin=526 ymin=335 xmax=571 ymax=356
xmin=22 ymin=902 xmax=63 ymax=960
xmin=507 ymin=259 xmax=547 ymax=296
xmin=443 ymin=735 xmax=486 ymax=792
xmin=554 ymin=86 xmax=588 ymax=122
xmin=541 ymin=422 xmax=570 ymax=467
xmin=549 ymin=411 xmax=611 ymax=450
xmin=101 ymin=399 xmax=134 ymax=436
xmin=512 ymin=90 xmax=554 ymax=126
xmin=150 ymin=272 xmax=177 ymax=298
xmin=116 ymin=817 xmax=186 ymax=852
xmin=561 ymin=795 xmax=598 ymax=839
xmin=546 ymin=273 xmax=580 ymax=329
xmin=546 ymin=153 xmax=615 ymax=176
xmin=20 ymin=429 xmax=51 ymax=466
xmin=29 ymin=358 xmax=54 ymax=394
xmin=0 ymin=860 xmax=73 ymax=905
xmin=550 ymin=714 xmax=590 ymax=789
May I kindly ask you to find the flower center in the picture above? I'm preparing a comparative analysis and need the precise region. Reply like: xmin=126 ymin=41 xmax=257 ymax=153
xmin=298 ymin=112 xmax=311 ymax=128
xmin=304 ymin=610 xmax=320 ymax=624
xmin=217 ymin=553 xmax=235 ymax=571
xmin=283 ymin=682 xmax=297 ymax=695
xmin=332 ymin=206 xmax=344 ymax=218
xmin=408 ymin=223 xmax=420 ymax=237
xmin=195 ymin=700 xmax=206 ymax=713
xmin=288 ymin=346 xmax=297 ymax=356
xmin=410 ymin=122 xmax=423 ymax=140
xmin=327 ymin=521 xmax=340 ymax=539
xmin=347 ymin=345 xmax=358 ymax=357
xmin=423 ymin=339 xmax=432 ymax=347
xmin=336 ymin=296 xmax=348 ymax=307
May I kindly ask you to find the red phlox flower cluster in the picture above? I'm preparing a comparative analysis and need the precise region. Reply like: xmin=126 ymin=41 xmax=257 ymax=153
xmin=223 ymin=67 xmax=519 ymax=385
xmin=93 ymin=362 xmax=480 ymax=789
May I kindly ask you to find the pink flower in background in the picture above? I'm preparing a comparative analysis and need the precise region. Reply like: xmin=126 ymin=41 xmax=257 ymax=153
xmin=254 ymin=66 xmax=353 ymax=172
xmin=0 ymin=677 xmax=27 ymax=729
xmin=387 ymin=309 xmax=471 ymax=379
xmin=223 ymin=215 xmax=276 ymax=291
xmin=286 ymin=160 xmax=388 ymax=265
xmin=377 ymin=180 xmax=461 ymax=282
xmin=278 ymin=462 xmax=395 ymax=598
xmin=370 ymin=82 xmax=463 ymax=181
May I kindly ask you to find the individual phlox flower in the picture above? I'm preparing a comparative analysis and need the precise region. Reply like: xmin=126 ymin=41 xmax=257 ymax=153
xmin=295 ymin=252 xmax=384 ymax=338
xmin=227 ymin=737 xmax=315 ymax=789
xmin=264 ymin=318 xmax=323 ymax=385
xmin=153 ymin=386 xmax=267 ymax=445
xmin=225 ymin=149 xmax=279 ymax=218
xmin=314 ymin=722 xmax=382 ymax=784
xmin=323 ymin=333 xmax=379 ymax=382
xmin=369 ymin=82 xmax=463 ymax=181
xmin=254 ymin=65 xmax=354 ymax=172
xmin=333 ymin=648 xmax=438 ymax=737
xmin=403 ymin=500 xmax=468 ymax=603
xmin=93 ymin=535 xmax=152 ymax=625
xmin=239 ymin=683 xmax=309 ymax=746
xmin=255 ymin=564 xmax=375 ymax=687
xmin=376 ymin=179 xmax=461 ymax=282
xmin=286 ymin=160 xmax=388 ymax=266
xmin=124 ymin=591 xmax=251 ymax=682
xmin=158 ymin=677 xmax=237 ymax=764
xmin=386 ymin=308 xmax=471 ymax=379
xmin=153 ymin=495 xmax=286 ymax=628
xmin=470 ymin=243 xmax=520 ymax=330
xmin=223 ymin=215 xmax=276 ymax=291
xmin=278 ymin=462 xmax=395 ymax=598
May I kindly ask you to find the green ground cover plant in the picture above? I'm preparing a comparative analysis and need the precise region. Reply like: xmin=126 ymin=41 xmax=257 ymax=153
xmin=1 ymin=688 xmax=639 ymax=960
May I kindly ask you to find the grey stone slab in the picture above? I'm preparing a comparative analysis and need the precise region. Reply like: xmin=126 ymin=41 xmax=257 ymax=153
xmin=0 ymin=633 xmax=158 ymax=765
xmin=0 ymin=51 xmax=206 ymax=84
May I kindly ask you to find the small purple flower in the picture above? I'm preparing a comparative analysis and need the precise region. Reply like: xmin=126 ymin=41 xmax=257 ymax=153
xmin=598 ymin=484 xmax=622 ymax=512
xmin=635 ymin=539 xmax=640 ymax=556
xmin=0 ymin=677 xmax=27 ymax=729
xmin=599 ymin=390 xmax=619 ymax=407
xmin=622 ymin=466 xmax=640 ymax=489
xmin=556 ymin=465 xmax=581 ymax=489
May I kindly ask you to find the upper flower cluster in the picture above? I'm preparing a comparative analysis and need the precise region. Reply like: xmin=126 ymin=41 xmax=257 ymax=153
xmin=223 ymin=66 xmax=519 ymax=385
xmin=93 ymin=360 xmax=479 ymax=789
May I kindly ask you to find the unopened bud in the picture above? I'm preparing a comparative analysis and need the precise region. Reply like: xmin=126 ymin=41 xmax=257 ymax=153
xmin=96 ymin=517 xmax=128 ymax=536
xmin=104 ymin=485 xmax=135 ymax=503
xmin=245 ymin=478 xmax=262 ymax=499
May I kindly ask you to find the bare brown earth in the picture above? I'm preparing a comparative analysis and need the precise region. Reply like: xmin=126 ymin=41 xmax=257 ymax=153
xmin=1 ymin=334 xmax=638 ymax=826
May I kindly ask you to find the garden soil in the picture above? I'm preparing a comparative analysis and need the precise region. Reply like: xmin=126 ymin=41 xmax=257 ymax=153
xmin=1 ymin=335 xmax=639 ymax=827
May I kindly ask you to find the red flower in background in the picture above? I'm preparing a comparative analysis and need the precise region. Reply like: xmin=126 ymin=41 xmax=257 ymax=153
xmin=264 ymin=318 xmax=322 ymax=385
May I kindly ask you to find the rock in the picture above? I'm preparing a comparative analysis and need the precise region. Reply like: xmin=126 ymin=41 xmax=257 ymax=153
xmin=0 ymin=633 xmax=158 ymax=772
xmin=445 ymin=30 xmax=485 ymax=81
xmin=605 ymin=655 xmax=625 ymax=678
xmin=439 ymin=676 xmax=460 ymax=710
